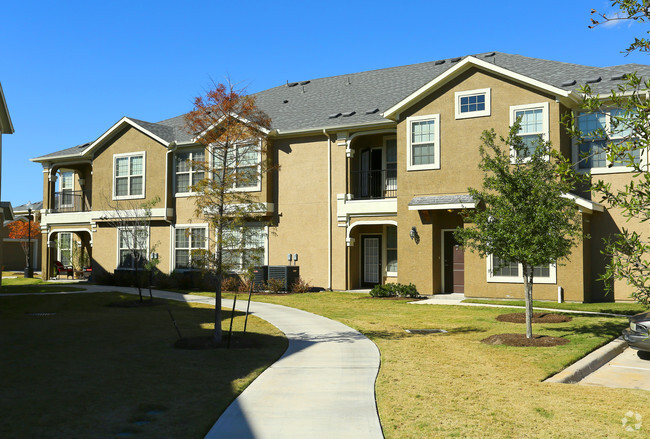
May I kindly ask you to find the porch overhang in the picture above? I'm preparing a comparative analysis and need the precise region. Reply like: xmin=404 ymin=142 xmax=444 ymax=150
xmin=408 ymin=194 xmax=476 ymax=211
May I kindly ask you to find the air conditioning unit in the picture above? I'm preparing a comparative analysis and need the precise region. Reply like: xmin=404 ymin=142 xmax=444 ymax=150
xmin=267 ymin=265 xmax=300 ymax=291
xmin=252 ymin=266 xmax=268 ymax=291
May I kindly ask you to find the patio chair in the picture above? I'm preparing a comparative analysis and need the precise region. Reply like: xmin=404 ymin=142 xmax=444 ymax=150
xmin=54 ymin=261 xmax=73 ymax=279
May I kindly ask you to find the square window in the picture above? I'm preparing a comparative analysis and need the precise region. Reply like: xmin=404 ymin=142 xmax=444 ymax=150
xmin=455 ymin=88 xmax=491 ymax=119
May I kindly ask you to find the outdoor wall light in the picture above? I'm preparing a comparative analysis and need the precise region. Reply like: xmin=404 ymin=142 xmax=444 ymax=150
xmin=410 ymin=226 xmax=419 ymax=243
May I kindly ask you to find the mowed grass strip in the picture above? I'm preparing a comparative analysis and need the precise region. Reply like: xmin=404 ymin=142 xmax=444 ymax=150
xmin=462 ymin=298 xmax=648 ymax=315
xmin=0 ymin=276 xmax=86 ymax=294
xmin=192 ymin=291 xmax=649 ymax=438
xmin=0 ymin=292 xmax=287 ymax=439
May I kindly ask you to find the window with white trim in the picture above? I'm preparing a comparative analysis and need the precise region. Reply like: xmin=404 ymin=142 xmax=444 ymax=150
xmin=487 ymin=255 xmax=556 ymax=284
xmin=212 ymin=142 xmax=261 ymax=191
xmin=510 ymin=102 xmax=549 ymax=160
xmin=385 ymin=137 xmax=397 ymax=191
xmin=386 ymin=225 xmax=397 ymax=275
xmin=114 ymin=152 xmax=145 ymax=199
xmin=57 ymin=232 xmax=73 ymax=266
xmin=455 ymin=88 xmax=491 ymax=119
xmin=175 ymin=150 xmax=205 ymax=194
xmin=174 ymin=226 xmax=207 ymax=269
xmin=117 ymin=227 xmax=149 ymax=269
xmin=406 ymin=114 xmax=440 ymax=171
xmin=59 ymin=171 xmax=74 ymax=207
xmin=576 ymin=109 xmax=643 ymax=170
xmin=222 ymin=224 xmax=266 ymax=272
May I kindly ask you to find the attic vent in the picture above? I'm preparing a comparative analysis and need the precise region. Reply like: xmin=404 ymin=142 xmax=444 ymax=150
xmin=450 ymin=57 xmax=461 ymax=62
xmin=341 ymin=111 xmax=356 ymax=117
xmin=365 ymin=108 xmax=379 ymax=114
xmin=434 ymin=60 xmax=445 ymax=65
xmin=287 ymin=82 xmax=298 ymax=87
xmin=611 ymin=73 xmax=628 ymax=80
xmin=586 ymin=77 xmax=602 ymax=84
xmin=561 ymin=80 xmax=577 ymax=86
xmin=328 ymin=112 xmax=342 ymax=119
xmin=483 ymin=52 xmax=496 ymax=57
xmin=299 ymin=80 xmax=311 ymax=85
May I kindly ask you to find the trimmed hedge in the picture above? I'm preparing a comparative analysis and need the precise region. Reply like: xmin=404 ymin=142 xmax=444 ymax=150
xmin=369 ymin=283 xmax=419 ymax=298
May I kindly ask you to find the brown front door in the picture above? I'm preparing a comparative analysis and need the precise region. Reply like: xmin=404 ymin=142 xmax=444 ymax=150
xmin=443 ymin=231 xmax=464 ymax=293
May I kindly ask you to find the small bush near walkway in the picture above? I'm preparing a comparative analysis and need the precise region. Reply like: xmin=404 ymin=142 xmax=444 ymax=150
xmin=369 ymin=283 xmax=419 ymax=298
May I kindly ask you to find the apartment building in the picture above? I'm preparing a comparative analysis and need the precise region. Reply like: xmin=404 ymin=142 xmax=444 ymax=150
xmin=31 ymin=52 xmax=649 ymax=301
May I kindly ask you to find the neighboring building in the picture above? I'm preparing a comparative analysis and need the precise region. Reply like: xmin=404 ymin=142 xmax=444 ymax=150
xmin=3 ymin=201 xmax=42 ymax=271
xmin=0 ymin=83 xmax=15 ymax=280
xmin=31 ymin=52 xmax=649 ymax=301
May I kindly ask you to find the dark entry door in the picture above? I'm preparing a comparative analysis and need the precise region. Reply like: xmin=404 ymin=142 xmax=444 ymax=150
xmin=362 ymin=235 xmax=382 ymax=286
xmin=443 ymin=231 xmax=464 ymax=293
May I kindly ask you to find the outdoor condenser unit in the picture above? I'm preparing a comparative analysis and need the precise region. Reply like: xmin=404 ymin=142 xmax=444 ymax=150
xmin=252 ymin=266 xmax=268 ymax=291
xmin=267 ymin=265 xmax=300 ymax=291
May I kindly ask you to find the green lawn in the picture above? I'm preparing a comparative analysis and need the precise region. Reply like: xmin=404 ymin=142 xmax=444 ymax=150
xmin=188 ymin=290 xmax=649 ymax=438
xmin=462 ymin=298 xmax=648 ymax=315
xmin=0 ymin=291 xmax=287 ymax=438
xmin=0 ymin=276 xmax=85 ymax=293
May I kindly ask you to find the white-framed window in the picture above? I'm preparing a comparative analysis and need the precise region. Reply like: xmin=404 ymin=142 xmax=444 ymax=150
xmin=575 ymin=109 xmax=645 ymax=172
xmin=510 ymin=102 xmax=549 ymax=161
xmin=113 ymin=152 xmax=145 ymax=199
xmin=386 ymin=225 xmax=397 ymax=276
xmin=212 ymin=141 xmax=261 ymax=191
xmin=57 ymin=232 xmax=73 ymax=266
xmin=406 ymin=114 xmax=440 ymax=171
xmin=174 ymin=225 xmax=207 ymax=269
xmin=59 ymin=171 xmax=74 ymax=208
xmin=455 ymin=88 xmax=491 ymax=119
xmin=175 ymin=149 xmax=205 ymax=195
xmin=222 ymin=224 xmax=267 ymax=272
xmin=384 ymin=136 xmax=397 ymax=192
xmin=117 ymin=227 xmax=149 ymax=269
xmin=486 ymin=255 xmax=556 ymax=284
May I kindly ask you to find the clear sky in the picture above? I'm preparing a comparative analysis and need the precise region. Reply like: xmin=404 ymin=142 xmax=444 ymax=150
xmin=1 ymin=0 xmax=648 ymax=206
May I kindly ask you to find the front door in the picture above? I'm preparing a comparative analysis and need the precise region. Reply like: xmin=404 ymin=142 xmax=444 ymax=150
xmin=362 ymin=235 xmax=382 ymax=286
xmin=443 ymin=231 xmax=464 ymax=293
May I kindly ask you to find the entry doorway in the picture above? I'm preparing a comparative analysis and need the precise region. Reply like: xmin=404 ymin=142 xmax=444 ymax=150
xmin=442 ymin=230 xmax=464 ymax=293
xmin=361 ymin=235 xmax=382 ymax=286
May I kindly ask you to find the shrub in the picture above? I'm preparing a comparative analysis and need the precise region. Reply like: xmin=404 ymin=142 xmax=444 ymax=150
xmin=265 ymin=277 xmax=285 ymax=294
xmin=221 ymin=275 xmax=242 ymax=292
xmin=291 ymin=277 xmax=312 ymax=294
xmin=369 ymin=283 xmax=419 ymax=298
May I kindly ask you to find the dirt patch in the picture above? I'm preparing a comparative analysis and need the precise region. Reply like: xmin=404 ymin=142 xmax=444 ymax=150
xmin=481 ymin=333 xmax=570 ymax=347
xmin=496 ymin=312 xmax=572 ymax=324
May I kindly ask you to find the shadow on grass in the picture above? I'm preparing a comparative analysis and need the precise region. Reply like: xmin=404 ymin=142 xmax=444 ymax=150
xmin=542 ymin=319 xmax=628 ymax=338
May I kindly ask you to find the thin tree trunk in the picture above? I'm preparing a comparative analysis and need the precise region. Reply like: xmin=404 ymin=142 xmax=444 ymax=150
xmin=134 ymin=258 xmax=143 ymax=302
xmin=523 ymin=263 xmax=533 ymax=339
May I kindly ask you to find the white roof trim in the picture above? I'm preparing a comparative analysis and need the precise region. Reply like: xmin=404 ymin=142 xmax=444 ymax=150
xmin=408 ymin=202 xmax=476 ymax=211
xmin=562 ymin=193 xmax=605 ymax=213
xmin=0 ymin=82 xmax=14 ymax=134
xmin=81 ymin=117 xmax=170 ymax=155
xmin=192 ymin=113 xmax=270 ymax=143
xmin=382 ymin=56 xmax=572 ymax=120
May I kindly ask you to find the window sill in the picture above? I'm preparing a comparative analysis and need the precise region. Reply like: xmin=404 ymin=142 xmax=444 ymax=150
xmin=580 ymin=166 xmax=639 ymax=175
xmin=487 ymin=277 xmax=556 ymax=284
xmin=406 ymin=164 xmax=440 ymax=172
xmin=113 ymin=195 xmax=146 ymax=201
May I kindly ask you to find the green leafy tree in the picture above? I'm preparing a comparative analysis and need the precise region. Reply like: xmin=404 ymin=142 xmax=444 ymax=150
xmin=567 ymin=1 xmax=650 ymax=304
xmin=184 ymin=81 xmax=271 ymax=344
xmin=455 ymin=125 xmax=582 ymax=338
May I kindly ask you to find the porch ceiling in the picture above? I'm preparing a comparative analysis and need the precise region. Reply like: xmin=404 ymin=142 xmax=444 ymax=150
xmin=408 ymin=194 xmax=476 ymax=210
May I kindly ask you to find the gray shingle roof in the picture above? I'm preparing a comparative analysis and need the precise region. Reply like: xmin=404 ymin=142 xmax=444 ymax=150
xmin=36 ymin=51 xmax=650 ymax=160
xmin=33 ymin=142 xmax=91 ymax=160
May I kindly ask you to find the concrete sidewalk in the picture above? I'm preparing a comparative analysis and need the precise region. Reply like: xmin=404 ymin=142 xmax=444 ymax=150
xmin=79 ymin=285 xmax=383 ymax=439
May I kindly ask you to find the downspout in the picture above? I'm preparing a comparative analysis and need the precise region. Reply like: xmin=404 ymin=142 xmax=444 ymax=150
xmin=165 ymin=142 xmax=177 ymax=224
xmin=323 ymin=129 xmax=332 ymax=290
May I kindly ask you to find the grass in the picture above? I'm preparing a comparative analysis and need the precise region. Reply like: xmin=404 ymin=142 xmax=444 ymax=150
xmin=187 ymin=290 xmax=650 ymax=438
xmin=0 ymin=291 xmax=287 ymax=438
xmin=0 ymin=276 xmax=85 ymax=293
xmin=462 ymin=298 xmax=648 ymax=315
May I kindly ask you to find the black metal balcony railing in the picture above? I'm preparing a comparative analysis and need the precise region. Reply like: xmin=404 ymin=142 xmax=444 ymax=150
xmin=53 ymin=190 xmax=90 ymax=213
xmin=351 ymin=169 xmax=397 ymax=200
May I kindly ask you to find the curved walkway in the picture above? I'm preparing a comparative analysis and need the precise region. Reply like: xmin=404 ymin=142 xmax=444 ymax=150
xmin=80 ymin=285 xmax=383 ymax=439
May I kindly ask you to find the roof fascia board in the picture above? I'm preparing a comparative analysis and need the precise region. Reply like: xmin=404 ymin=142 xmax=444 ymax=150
xmin=271 ymin=120 xmax=396 ymax=138
xmin=561 ymin=193 xmax=604 ymax=213
xmin=0 ymin=83 xmax=15 ymax=134
xmin=193 ymin=113 xmax=271 ymax=143
xmin=81 ymin=117 xmax=170 ymax=156
xmin=383 ymin=56 xmax=571 ymax=120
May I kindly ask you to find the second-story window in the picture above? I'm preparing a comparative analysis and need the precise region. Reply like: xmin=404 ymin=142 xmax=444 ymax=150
xmin=60 ymin=171 xmax=74 ymax=207
xmin=114 ymin=152 xmax=145 ymax=199
xmin=175 ymin=150 xmax=205 ymax=194
xmin=455 ymin=88 xmax=491 ymax=119
xmin=212 ymin=142 xmax=260 ymax=191
xmin=406 ymin=114 xmax=440 ymax=171
xmin=510 ymin=102 xmax=549 ymax=162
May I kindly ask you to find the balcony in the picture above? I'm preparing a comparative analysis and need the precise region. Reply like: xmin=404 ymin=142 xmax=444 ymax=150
xmin=350 ymin=169 xmax=397 ymax=200
xmin=52 ymin=190 xmax=90 ymax=213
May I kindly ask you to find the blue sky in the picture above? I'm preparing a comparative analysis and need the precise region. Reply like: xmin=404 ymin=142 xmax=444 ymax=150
xmin=1 ymin=0 xmax=648 ymax=205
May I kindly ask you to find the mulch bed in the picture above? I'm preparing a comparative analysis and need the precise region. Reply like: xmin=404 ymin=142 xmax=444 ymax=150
xmin=496 ymin=312 xmax=572 ymax=323
xmin=481 ymin=333 xmax=570 ymax=347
